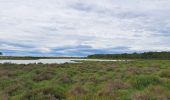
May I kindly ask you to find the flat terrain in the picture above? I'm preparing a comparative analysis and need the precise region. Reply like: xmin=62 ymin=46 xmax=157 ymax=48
xmin=0 ymin=60 xmax=170 ymax=100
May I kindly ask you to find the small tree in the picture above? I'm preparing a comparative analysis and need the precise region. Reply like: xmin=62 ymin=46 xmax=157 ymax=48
xmin=0 ymin=52 xmax=2 ymax=55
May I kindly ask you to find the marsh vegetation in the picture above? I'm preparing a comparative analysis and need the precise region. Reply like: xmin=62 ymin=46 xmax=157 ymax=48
xmin=0 ymin=60 xmax=170 ymax=100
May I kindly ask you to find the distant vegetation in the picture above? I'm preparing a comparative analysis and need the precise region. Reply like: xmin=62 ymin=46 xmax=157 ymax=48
xmin=0 ymin=56 xmax=82 ymax=60
xmin=0 ymin=52 xmax=2 ymax=55
xmin=88 ymin=52 xmax=170 ymax=59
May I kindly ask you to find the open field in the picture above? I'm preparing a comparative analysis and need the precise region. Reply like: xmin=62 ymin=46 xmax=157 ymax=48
xmin=0 ymin=60 xmax=170 ymax=100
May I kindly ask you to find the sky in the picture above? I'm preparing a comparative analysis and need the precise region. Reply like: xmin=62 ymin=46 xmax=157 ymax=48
xmin=0 ymin=0 xmax=170 ymax=56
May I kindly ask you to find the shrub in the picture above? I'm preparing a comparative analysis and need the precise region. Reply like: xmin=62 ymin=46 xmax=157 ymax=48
xmin=102 ymin=79 xmax=130 ymax=90
xmin=32 ymin=71 xmax=54 ymax=82
xmin=133 ymin=86 xmax=170 ymax=100
xmin=159 ymin=70 xmax=170 ymax=78
xmin=98 ymin=79 xmax=130 ymax=98
xmin=132 ymin=92 xmax=149 ymax=100
xmin=5 ymin=83 xmax=22 ymax=96
xmin=131 ymin=75 xmax=160 ymax=89
xmin=69 ymin=85 xmax=87 ymax=96
xmin=22 ymin=87 xmax=65 ymax=100
xmin=163 ymin=81 xmax=170 ymax=90
xmin=0 ymin=93 xmax=9 ymax=100
xmin=147 ymin=85 xmax=170 ymax=99
xmin=59 ymin=74 xmax=72 ymax=84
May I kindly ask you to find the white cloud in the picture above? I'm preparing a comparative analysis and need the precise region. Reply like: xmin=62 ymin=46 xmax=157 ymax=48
xmin=0 ymin=0 xmax=170 ymax=56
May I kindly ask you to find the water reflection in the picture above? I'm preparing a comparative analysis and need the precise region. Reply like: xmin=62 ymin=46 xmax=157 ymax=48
xmin=0 ymin=59 xmax=127 ymax=64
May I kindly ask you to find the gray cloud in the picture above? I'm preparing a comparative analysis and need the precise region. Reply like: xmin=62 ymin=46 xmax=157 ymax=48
xmin=0 ymin=0 xmax=170 ymax=56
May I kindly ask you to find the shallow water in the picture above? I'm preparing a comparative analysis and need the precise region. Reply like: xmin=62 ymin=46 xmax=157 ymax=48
xmin=0 ymin=59 xmax=127 ymax=64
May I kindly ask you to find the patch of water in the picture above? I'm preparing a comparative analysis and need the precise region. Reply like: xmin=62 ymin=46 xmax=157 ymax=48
xmin=0 ymin=59 xmax=127 ymax=64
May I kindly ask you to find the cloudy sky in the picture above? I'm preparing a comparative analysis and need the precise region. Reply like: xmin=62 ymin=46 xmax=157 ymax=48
xmin=0 ymin=0 xmax=170 ymax=56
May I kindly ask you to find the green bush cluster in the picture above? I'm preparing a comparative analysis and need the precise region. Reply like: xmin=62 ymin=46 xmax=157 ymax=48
xmin=131 ymin=75 xmax=160 ymax=89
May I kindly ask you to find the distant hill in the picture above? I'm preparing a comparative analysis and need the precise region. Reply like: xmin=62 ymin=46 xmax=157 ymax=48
xmin=88 ymin=52 xmax=170 ymax=59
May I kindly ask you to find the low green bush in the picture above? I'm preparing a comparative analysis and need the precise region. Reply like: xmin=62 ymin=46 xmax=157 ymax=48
xmin=22 ymin=87 xmax=65 ymax=100
xmin=131 ymin=75 xmax=160 ymax=89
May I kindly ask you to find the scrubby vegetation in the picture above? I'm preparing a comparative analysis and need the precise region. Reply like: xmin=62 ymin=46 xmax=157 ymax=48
xmin=88 ymin=51 xmax=170 ymax=59
xmin=0 ymin=60 xmax=170 ymax=100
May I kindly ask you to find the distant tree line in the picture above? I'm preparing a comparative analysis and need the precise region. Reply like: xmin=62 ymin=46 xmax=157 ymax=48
xmin=87 ymin=52 xmax=170 ymax=59
xmin=0 ymin=55 xmax=83 ymax=60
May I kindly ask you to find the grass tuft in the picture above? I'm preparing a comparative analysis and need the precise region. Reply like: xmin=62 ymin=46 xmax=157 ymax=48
xmin=131 ymin=75 xmax=160 ymax=89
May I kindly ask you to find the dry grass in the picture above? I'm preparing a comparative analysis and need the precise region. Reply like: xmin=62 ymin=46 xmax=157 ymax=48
xmin=98 ymin=79 xmax=130 ymax=98
xmin=32 ymin=71 xmax=54 ymax=82
xmin=22 ymin=87 xmax=65 ymax=100
xmin=159 ymin=70 xmax=170 ymax=78
xmin=59 ymin=74 xmax=72 ymax=83
xmin=132 ymin=92 xmax=149 ymax=100
xmin=69 ymin=84 xmax=87 ymax=96
xmin=0 ymin=93 xmax=9 ymax=100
